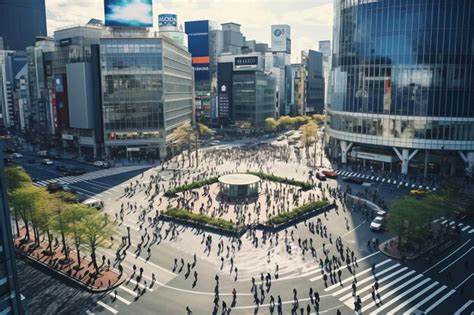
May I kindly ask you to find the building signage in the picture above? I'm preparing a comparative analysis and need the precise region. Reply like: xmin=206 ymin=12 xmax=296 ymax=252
xmin=62 ymin=134 xmax=74 ymax=141
xmin=158 ymin=14 xmax=177 ymax=27
xmin=104 ymin=0 xmax=153 ymax=28
xmin=185 ymin=20 xmax=210 ymax=81
xmin=271 ymin=25 xmax=291 ymax=53
xmin=217 ymin=62 xmax=233 ymax=123
xmin=235 ymin=56 xmax=258 ymax=66
xmin=59 ymin=38 xmax=72 ymax=46
xmin=54 ymin=75 xmax=63 ymax=93
xmin=351 ymin=151 xmax=398 ymax=163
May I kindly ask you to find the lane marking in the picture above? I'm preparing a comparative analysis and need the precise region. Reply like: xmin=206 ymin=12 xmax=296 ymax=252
xmin=423 ymin=289 xmax=456 ymax=314
xmin=402 ymin=285 xmax=447 ymax=315
xmin=109 ymin=292 xmax=131 ymax=305
xmin=96 ymin=301 xmax=118 ymax=314
xmin=118 ymin=285 xmax=138 ymax=297
xmin=439 ymin=247 xmax=473 ymax=273
xmin=454 ymin=273 xmax=474 ymax=290
xmin=461 ymin=225 xmax=470 ymax=231
xmin=386 ymin=281 xmax=438 ymax=315
xmin=454 ymin=300 xmax=474 ymax=315
xmin=423 ymin=239 xmax=471 ymax=274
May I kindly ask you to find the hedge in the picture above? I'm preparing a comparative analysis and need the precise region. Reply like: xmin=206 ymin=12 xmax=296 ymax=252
xmin=165 ymin=177 xmax=219 ymax=197
xmin=268 ymin=200 xmax=329 ymax=225
xmin=165 ymin=208 xmax=235 ymax=231
xmin=247 ymin=171 xmax=313 ymax=190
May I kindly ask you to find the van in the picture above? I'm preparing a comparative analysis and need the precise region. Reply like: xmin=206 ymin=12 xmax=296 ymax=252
xmin=36 ymin=150 xmax=48 ymax=157
xmin=82 ymin=198 xmax=104 ymax=210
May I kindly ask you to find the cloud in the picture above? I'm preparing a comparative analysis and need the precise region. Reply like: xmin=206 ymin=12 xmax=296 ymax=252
xmin=45 ymin=0 xmax=333 ymax=62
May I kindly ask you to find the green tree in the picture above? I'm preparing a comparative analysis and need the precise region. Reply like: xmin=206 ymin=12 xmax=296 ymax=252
xmin=62 ymin=203 xmax=95 ymax=269
xmin=9 ymin=186 xmax=43 ymax=242
xmin=277 ymin=116 xmax=296 ymax=129
xmin=312 ymin=114 xmax=325 ymax=125
xmin=49 ymin=196 xmax=72 ymax=263
xmin=265 ymin=117 xmax=279 ymax=132
xmin=5 ymin=166 xmax=31 ymax=192
xmin=171 ymin=122 xmax=214 ymax=167
xmin=35 ymin=189 xmax=56 ymax=255
xmin=81 ymin=212 xmax=116 ymax=275
xmin=299 ymin=121 xmax=317 ymax=158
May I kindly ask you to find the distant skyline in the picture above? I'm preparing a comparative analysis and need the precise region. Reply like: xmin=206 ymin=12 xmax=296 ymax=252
xmin=45 ymin=0 xmax=333 ymax=63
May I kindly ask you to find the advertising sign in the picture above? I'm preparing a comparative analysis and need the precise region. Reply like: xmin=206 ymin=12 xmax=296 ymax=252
xmin=59 ymin=38 xmax=72 ymax=46
xmin=54 ymin=75 xmax=64 ymax=93
xmin=104 ymin=0 xmax=153 ymax=27
xmin=217 ymin=62 xmax=233 ymax=123
xmin=158 ymin=14 xmax=177 ymax=27
xmin=185 ymin=20 xmax=210 ymax=80
xmin=271 ymin=25 xmax=291 ymax=52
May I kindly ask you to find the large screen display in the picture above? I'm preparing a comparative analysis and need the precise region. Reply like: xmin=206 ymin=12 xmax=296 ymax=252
xmin=104 ymin=0 xmax=153 ymax=27
xmin=185 ymin=20 xmax=210 ymax=80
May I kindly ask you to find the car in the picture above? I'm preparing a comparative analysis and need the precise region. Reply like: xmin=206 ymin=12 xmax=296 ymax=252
xmin=410 ymin=188 xmax=430 ymax=197
xmin=277 ymin=135 xmax=285 ymax=141
xmin=316 ymin=172 xmax=327 ymax=181
xmin=342 ymin=176 xmax=364 ymax=184
xmin=66 ymin=168 xmax=86 ymax=176
xmin=36 ymin=150 xmax=48 ymax=157
xmin=26 ymin=158 xmax=36 ymax=164
xmin=93 ymin=160 xmax=107 ymax=167
xmin=46 ymin=182 xmax=63 ymax=193
xmin=10 ymin=153 xmax=23 ymax=158
xmin=83 ymin=198 xmax=104 ymax=210
xmin=209 ymin=140 xmax=220 ymax=146
xmin=322 ymin=170 xmax=338 ymax=179
xmin=42 ymin=159 xmax=53 ymax=165
xmin=370 ymin=216 xmax=385 ymax=231
xmin=56 ymin=165 xmax=68 ymax=172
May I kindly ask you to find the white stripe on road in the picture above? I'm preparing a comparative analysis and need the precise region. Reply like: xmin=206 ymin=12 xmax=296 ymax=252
xmin=96 ymin=301 xmax=118 ymax=314
xmin=356 ymin=269 xmax=414 ymax=304
xmin=386 ymin=281 xmax=438 ymax=315
xmin=310 ymin=251 xmax=381 ymax=282
xmin=454 ymin=273 xmax=474 ymax=290
xmin=109 ymin=292 xmax=131 ymax=305
xmin=402 ymin=285 xmax=447 ymax=315
xmin=118 ymin=285 xmax=138 ymax=297
xmin=461 ymin=225 xmax=470 ymax=231
xmin=439 ymin=247 xmax=473 ymax=273
xmin=325 ymin=259 xmax=392 ymax=292
xmin=361 ymin=274 xmax=423 ymax=312
xmin=368 ymin=277 xmax=431 ymax=315
xmin=454 ymin=300 xmax=474 ymax=315
xmin=423 ymin=289 xmax=456 ymax=314
xmin=423 ymin=239 xmax=471 ymax=274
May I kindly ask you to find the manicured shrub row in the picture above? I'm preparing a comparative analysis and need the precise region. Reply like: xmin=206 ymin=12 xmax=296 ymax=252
xmin=165 ymin=177 xmax=219 ymax=197
xmin=165 ymin=208 xmax=235 ymax=231
xmin=268 ymin=200 xmax=329 ymax=225
xmin=247 ymin=171 xmax=313 ymax=190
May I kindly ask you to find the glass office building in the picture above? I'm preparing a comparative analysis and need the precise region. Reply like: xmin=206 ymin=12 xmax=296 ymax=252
xmin=328 ymin=0 xmax=474 ymax=176
xmin=100 ymin=37 xmax=193 ymax=159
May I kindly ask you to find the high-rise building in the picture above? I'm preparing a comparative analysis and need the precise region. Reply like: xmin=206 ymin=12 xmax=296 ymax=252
xmin=158 ymin=14 xmax=188 ymax=47
xmin=328 ymin=0 xmax=474 ymax=177
xmin=0 ymin=147 xmax=24 ymax=315
xmin=185 ymin=20 xmax=223 ymax=125
xmin=318 ymin=40 xmax=331 ymax=110
xmin=305 ymin=50 xmax=325 ymax=115
xmin=218 ymin=54 xmax=276 ymax=129
xmin=0 ymin=0 xmax=47 ymax=51
xmin=100 ymin=36 xmax=193 ymax=159
xmin=221 ymin=23 xmax=244 ymax=55
xmin=270 ymin=25 xmax=292 ymax=116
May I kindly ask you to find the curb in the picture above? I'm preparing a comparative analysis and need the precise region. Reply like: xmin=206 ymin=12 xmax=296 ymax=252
xmin=16 ymin=248 xmax=126 ymax=293
xmin=379 ymin=236 xmax=461 ymax=261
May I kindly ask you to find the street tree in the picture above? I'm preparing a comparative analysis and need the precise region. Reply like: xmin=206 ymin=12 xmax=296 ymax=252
xmin=9 ymin=186 xmax=44 ymax=242
xmin=171 ymin=122 xmax=214 ymax=167
xmin=49 ymin=195 xmax=71 ymax=263
xmin=277 ymin=116 xmax=296 ymax=129
xmin=62 ymin=203 xmax=95 ymax=270
xmin=35 ymin=190 xmax=57 ymax=255
xmin=312 ymin=114 xmax=325 ymax=125
xmin=265 ymin=117 xmax=279 ymax=132
xmin=5 ymin=166 xmax=31 ymax=192
xmin=299 ymin=121 xmax=317 ymax=159
xmin=80 ymin=212 xmax=116 ymax=276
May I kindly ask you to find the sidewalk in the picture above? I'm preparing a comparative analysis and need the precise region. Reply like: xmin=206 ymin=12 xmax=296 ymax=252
xmin=14 ymin=228 xmax=124 ymax=292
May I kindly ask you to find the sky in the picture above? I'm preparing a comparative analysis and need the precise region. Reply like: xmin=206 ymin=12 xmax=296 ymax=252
xmin=45 ymin=0 xmax=333 ymax=63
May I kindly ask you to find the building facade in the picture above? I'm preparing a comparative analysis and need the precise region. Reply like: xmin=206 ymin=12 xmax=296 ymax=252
xmin=100 ymin=37 xmax=193 ymax=160
xmin=306 ymin=50 xmax=325 ymax=114
xmin=0 ymin=0 xmax=47 ymax=51
xmin=328 ymin=0 xmax=474 ymax=176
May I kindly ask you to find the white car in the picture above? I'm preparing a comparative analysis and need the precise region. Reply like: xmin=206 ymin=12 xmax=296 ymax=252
xmin=370 ymin=216 xmax=385 ymax=231
xmin=93 ymin=161 xmax=104 ymax=167
xmin=42 ymin=159 xmax=53 ymax=165
xmin=10 ymin=153 xmax=23 ymax=158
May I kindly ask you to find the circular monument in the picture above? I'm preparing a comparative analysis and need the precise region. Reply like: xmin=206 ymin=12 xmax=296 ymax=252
xmin=218 ymin=173 xmax=260 ymax=198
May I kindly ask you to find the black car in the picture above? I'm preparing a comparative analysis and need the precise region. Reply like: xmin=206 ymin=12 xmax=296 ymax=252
xmin=66 ymin=168 xmax=86 ymax=176
xmin=56 ymin=165 xmax=68 ymax=172
xmin=342 ymin=176 xmax=364 ymax=184
xmin=26 ymin=159 xmax=36 ymax=164
xmin=46 ymin=182 xmax=63 ymax=193
xmin=316 ymin=172 xmax=327 ymax=181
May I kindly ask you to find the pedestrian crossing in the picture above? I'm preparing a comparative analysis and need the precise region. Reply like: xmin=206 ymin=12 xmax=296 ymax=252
xmin=33 ymin=165 xmax=150 ymax=188
xmin=433 ymin=217 xmax=474 ymax=234
xmin=335 ymin=170 xmax=435 ymax=191
xmin=323 ymin=258 xmax=457 ymax=314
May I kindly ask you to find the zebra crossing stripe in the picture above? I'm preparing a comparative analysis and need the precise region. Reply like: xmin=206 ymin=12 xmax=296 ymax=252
xmin=358 ymin=267 xmax=410 ymax=303
xmin=420 ymin=289 xmax=455 ymax=314
xmin=402 ymin=285 xmax=447 ymax=315
xmin=325 ymin=259 xmax=392 ymax=292
xmin=360 ymin=273 xmax=423 ymax=312
xmin=386 ymin=281 xmax=438 ymax=315
xmin=453 ymin=300 xmax=474 ymax=315
xmin=109 ymin=292 xmax=131 ymax=305
xmin=96 ymin=301 xmax=118 ymax=314
xmin=119 ymin=285 xmax=138 ymax=297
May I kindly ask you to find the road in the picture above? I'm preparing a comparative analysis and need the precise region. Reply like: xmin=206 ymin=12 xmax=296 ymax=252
xmin=13 ymin=138 xmax=474 ymax=315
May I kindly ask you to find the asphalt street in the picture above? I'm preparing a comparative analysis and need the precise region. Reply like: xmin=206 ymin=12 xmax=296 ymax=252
xmin=12 ymin=138 xmax=474 ymax=315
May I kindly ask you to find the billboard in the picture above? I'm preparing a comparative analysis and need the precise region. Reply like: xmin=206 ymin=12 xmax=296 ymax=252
xmin=217 ymin=62 xmax=233 ymax=124
xmin=104 ymin=0 xmax=153 ymax=27
xmin=271 ymin=25 xmax=291 ymax=53
xmin=185 ymin=20 xmax=210 ymax=80
xmin=54 ymin=75 xmax=64 ymax=93
xmin=158 ymin=14 xmax=177 ymax=27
